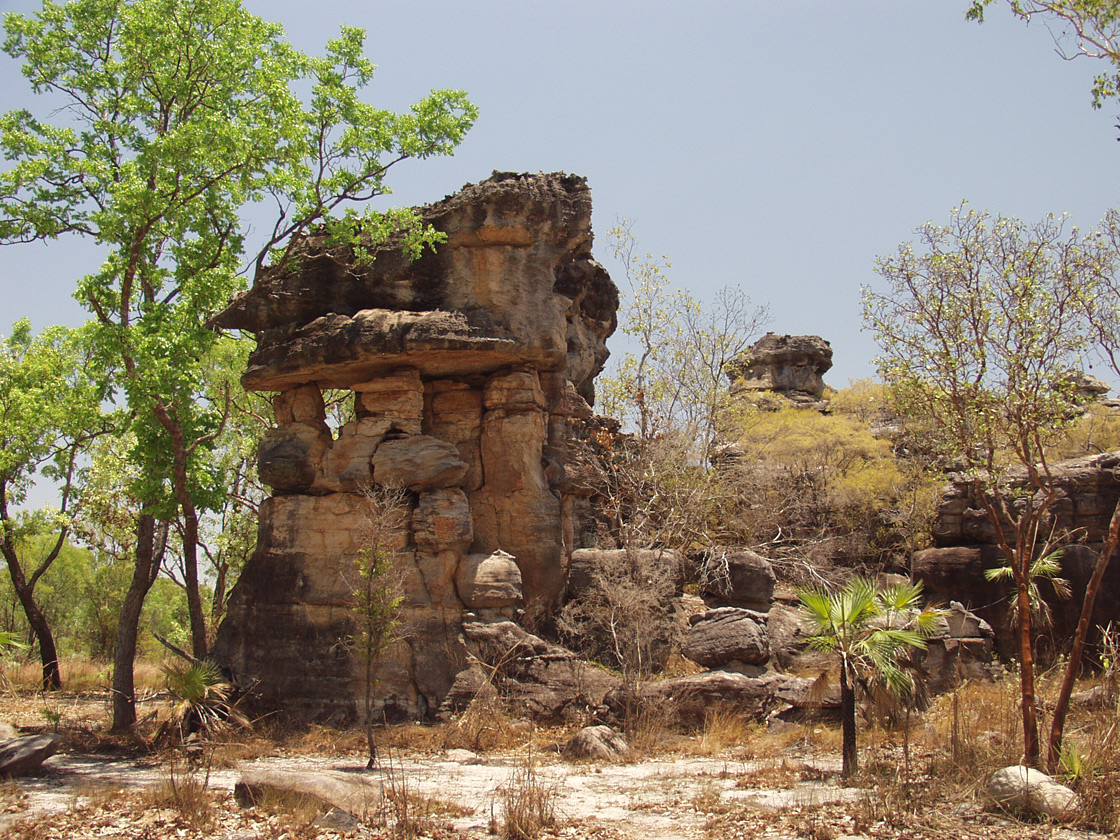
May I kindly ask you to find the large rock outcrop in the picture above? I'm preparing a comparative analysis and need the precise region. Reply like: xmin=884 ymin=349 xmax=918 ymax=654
xmin=211 ymin=172 xmax=619 ymax=722
xmin=914 ymin=452 xmax=1120 ymax=658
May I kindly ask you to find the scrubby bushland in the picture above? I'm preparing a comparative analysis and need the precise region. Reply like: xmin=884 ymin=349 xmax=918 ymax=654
xmin=722 ymin=385 xmax=940 ymax=576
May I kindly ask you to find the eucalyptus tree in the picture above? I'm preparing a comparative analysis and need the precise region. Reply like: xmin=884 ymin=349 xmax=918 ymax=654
xmin=864 ymin=206 xmax=1120 ymax=767
xmin=968 ymin=1 xmax=1120 ymax=114
xmin=0 ymin=320 xmax=107 ymax=689
xmin=0 ymin=0 xmax=476 ymax=730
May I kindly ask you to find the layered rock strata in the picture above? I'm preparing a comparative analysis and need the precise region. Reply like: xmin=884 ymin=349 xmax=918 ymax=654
xmin=211 ymin=172 xmax=618 ymax=722
xmin=726 ymin=333 xmax=833 ymax=407
xmin=914 ymin=452 xmax=1120 ymax=658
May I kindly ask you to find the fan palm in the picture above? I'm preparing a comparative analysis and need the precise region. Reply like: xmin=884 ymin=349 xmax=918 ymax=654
xmin=160 ymin=659 xmax=249 ymax=743
xmin=797 ymin=577 xmax=943 ymax=777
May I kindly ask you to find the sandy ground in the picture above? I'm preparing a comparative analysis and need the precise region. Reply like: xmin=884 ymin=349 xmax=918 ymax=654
xmin=4 ymin=749 xmax=860 ymax=837
xmin=2 ymin=747 xmax=1110 ymax=840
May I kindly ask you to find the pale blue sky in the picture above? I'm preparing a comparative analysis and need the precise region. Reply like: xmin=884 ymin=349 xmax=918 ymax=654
xmin=2 ymin=0 xmax=1118 ymax=388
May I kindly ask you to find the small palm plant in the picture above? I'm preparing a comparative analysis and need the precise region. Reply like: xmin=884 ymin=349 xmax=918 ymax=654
xmin=797 ymin=577 xmax=943 ymax=778
xmin=984 ymin=548 xmax=1071 ymax=631
xmin=160 ymin=659 xmax=249 ymax=743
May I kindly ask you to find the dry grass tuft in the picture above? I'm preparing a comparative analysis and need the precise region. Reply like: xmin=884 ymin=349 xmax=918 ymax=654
xmin=245 ymin=785 xmax=329 ymax=825
xmin=619 ymin=696 xmax=678 ymax=757
xmin=142 ymin=759 xmax=217 ymax=831
xmin=500 ymin=754 xmax=558 ymax=840
xmin=695 ymin=708 xmax=756 ymax=756
xmin=372 ymin=749 xmax=466 ymax=839
xmin=437 ymin=696 xmax=534 ymax=754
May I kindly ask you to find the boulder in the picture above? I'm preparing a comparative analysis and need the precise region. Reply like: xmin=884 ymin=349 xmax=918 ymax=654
xmin=986 ymin=765 xmax=1079 ymax=821
xmin=257 ymin=422 xmax=332 ymax=493
xmin=726 ymin=333 xmax=833 ymax=399
xmin=372 ymin=435 xmax=469 ymax=490
xmin=699 ymin=548 xmax=776 ymax=611
xmin=0 ymin=733 xmax=61 ymax=776
xmin=682 ymin=607 xmax=770 ymax=668
xmin=766 ymin=603 xmax=810 ymax=669
xmin=914 ymin=602 xmax=1003 ymax=693
xmin=562 ymin=725 xmax=632 ymax=763
xmin=235 ymin=768 xmax=382 ymax=818
xmin=456 ymin=550 xmax=523 ymax=610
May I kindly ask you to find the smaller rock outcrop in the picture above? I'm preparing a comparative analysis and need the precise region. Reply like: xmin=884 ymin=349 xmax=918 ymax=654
xmin=699 ymin=548 xmax=776 ymax=611
xmin=681 ymin=608 xmax=770 ymax=669
xmin=726 ymin=334 xmax=833 ymax=407
xmin=235 ymin=769 xmax=382 ymax=819
xmin=0 ymin=734 xmax=61 ymax=776
xmin=440 ymin=621 xmax=619 ymax=721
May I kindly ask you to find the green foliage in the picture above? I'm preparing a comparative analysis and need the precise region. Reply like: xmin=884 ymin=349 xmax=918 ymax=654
xmin=797 ymin=576 xmax=943 ymax=776
xmin=0 ymin=532 xmax=195 ymax=660
xmin=599 ymin=219 xmax=769 ymax=463
xmin=161 ymin=658 xmax=248 ymax=741
xmin=727 ymin=389 xmax=939 ymax=567
xmin=984 ymin=549 xmax=1072 ymax=631
xmin=1 ymin=0 xmax=476 ymax=677
xmin=865 ymin=206 xmax=1115 ymax=479
xmin=866 ymin=203 xmax=1120 ymax=767
xmin=799 ymin=578 xmax=941 ymax=697
xmin=0 ymin=320 xmax=105 ymax=508
xmin=968 ymin=2 xmax=1120 ymax=111
xmin=352 ymin=486 xmax=406 ymax=768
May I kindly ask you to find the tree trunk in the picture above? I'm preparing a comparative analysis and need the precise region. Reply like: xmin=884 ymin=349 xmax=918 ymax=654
xmin=1016 ymin=571 xmax=1040 ymax=766
xmin=12 ymin=582 xmax=60 ymax=691
xmin=0 ymin=485 xmax=61 ymax=690
xmin=154 ymin=405 xmax=209 ymax=660
xmin=181 ymin=507 xmax=207 ymax=659
xmin=840 ymin=661 xmax=858 ymax=779
xmin=1047 ymin=499 xmax=1120 ymax=772
xmin=111 ymin=513 xmax=166 ymax=732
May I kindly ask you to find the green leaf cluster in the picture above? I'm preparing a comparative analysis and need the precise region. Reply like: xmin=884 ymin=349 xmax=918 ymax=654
xmin=798 ymin=577 xmax=943 ymax=699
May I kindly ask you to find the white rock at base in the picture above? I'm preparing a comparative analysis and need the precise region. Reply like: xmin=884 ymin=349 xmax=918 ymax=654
xmin=987 ymin=765 xmax=1079 ymax=820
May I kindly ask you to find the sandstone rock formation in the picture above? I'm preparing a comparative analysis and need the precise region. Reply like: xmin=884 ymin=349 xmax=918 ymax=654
xmin=211 ymin=172 xmax=618 ymax=722
xmin=726 ymin=333 xmax=833 ymax=407
xmin=681 ymin=607 xmax=770 ymax=669
xmin=698 ymin=548 xmax=776 ymax=611
xmin=915 ymin=452 xmax=1120 ymax=658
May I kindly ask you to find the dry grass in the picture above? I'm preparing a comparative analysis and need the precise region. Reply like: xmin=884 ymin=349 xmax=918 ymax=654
xmin=0 ymin=656 xmax=162 ymax=694
xmin=242 ymin=785 xmax=329 ymax=826
xmin=143 ymin=770 xmax=217 ymax=831
xmin=500 ymin=754 xmax=558 ymax=840
xmin=735 ymin=758 xmax=827 ymax=790
xmin=433 ymin=696 xmax=537 ymax=754
xmin=694 ymin=708 xmax=756 ymax=756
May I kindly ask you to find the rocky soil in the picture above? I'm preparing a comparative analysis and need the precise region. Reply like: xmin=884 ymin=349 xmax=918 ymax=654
xmin=0 ymin=692 xmax=1110 ymax=840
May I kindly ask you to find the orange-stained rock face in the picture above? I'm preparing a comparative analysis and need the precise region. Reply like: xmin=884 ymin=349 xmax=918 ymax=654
xmin=211 ymin=173 xmax=619 ymax=723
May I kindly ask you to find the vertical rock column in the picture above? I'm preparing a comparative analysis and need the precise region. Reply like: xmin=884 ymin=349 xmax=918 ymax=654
xmin=470 ymin=369 xmax=563 ymax=613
